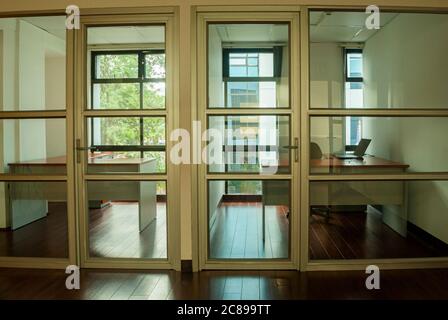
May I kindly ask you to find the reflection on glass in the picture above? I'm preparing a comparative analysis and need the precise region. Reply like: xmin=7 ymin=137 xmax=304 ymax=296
xmin=88 ymin=26 xmax=166 ymax=109
xmin=310 ymin=180 xmax=448 ymax=260
xmin=209 ymin=180 xmax=290 ymax=259
xmin=88 ymin=181 xmax=167 ymax=259
xmin=310 ymin=11 xmax=448 ymax=109
xmin=1 ymin=119 xmax=66 ymax=174
xmin=0 ymin=182 xmax=68 ymax=258
xmin=207 ymin=115 xmax=290 ymax=174
xmin=0 ymin=16 xmax=66 ymax=111
xmin=208 ymin=24 xmax=289 ymax=108
xmin=310 ymin=116 xmax=448 ymax=174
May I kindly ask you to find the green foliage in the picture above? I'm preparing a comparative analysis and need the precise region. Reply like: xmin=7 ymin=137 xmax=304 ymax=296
xmin=93 ymin=53 xmax=167 ymax=175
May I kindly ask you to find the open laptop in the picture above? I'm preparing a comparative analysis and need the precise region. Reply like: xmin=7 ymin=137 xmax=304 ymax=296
xmin=334 ymin=138 xmax=371 ymax=160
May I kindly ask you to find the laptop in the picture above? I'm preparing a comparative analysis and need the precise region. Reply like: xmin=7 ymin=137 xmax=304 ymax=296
xmin=334 ymin=138 xmax=371 ymax=160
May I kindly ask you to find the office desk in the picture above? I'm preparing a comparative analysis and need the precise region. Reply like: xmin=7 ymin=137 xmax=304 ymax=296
xmin=310 ymin=155 xmax=410 ymax=236
xmin=8 ymin=155 xmax=157 ymax=232
xmin=260 ymin=155 xmax=410 ymax=242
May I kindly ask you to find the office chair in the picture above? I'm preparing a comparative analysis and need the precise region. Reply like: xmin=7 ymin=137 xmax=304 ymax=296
xmin=310 ymin=142 xmax=331 ymax=222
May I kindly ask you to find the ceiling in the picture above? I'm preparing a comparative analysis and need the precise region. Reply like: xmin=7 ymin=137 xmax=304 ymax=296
xmin=21 ymin=16 xmax=66 ymax=40
xmin=213 ymin=24 xmax=289 ymax=43
xmin=18 ymin=18 xmax=165 ymax=45
xmin=21 ymin=13 xmax=398 ymax=45
xmin=87 ymin=26 xmax=165 ymax=45
xmin=310 ymin=11 xmax=399 ymax=43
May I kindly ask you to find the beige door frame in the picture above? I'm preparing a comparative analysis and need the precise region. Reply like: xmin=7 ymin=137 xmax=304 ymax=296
xmin=194 ymin=8 xmax=302 ymax=270
xmin=0 ymin=13 xmax=77 ymax=269
xmin=74 ymin=10 xmax=181 ymax=270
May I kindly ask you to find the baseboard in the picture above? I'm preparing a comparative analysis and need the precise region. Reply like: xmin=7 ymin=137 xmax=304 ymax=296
xmin=181 ymin=260 xmax=193 ymax=273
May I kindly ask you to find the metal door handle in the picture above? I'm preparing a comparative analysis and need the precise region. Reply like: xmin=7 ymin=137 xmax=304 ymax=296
xmin=76 ymin=139 xmax=97 ymax=163
xmin=284 ymin=138 xmax=299 ymax=162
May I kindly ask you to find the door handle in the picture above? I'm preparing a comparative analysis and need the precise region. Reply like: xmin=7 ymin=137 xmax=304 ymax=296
xmin=283 ymin=138 xmax=299 ymax=162
xmin=76 ymin=139 xmax=97 ymax=163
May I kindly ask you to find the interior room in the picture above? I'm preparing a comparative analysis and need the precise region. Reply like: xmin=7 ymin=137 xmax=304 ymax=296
xmin=0 ymin=19 xmax=167 ymax=260
xmin=207 ymin=23 xmax=291 ymax=259
xmin=309 ymin=11 xmax=448 ymax=260
xmin=0 ymin=16 xmax=68 ymax=257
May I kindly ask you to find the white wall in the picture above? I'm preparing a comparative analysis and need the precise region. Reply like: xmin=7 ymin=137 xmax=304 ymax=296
xmin=0 ymin=19 xmax=17 ymax=228
xmin=363 ymin=13 xmax=448 ymax=244
xmin=0 ymin=19 xmax=66 ymax=228
xmin=208 ymin=25 xmax=224 ymax=107
xmin=45 ymin=56 xmax=66 ymax=157
xmin=310 ymin=43 xmax=344 ymax=154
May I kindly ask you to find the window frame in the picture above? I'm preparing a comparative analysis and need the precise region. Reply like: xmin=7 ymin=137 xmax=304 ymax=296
xmin=89 ymin=49 xmax=166 ymax=158
xmin=222 ymin=47 xmax=282 ymax=108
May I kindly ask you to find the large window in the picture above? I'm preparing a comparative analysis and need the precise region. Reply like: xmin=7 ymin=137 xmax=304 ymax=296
xmin=224 ymin=49 xmax=280 ymax=108
xmin=89 ymin=50 xmax=166 ymax=172
xmin=344 ymin=48 xmax=363 ymax=146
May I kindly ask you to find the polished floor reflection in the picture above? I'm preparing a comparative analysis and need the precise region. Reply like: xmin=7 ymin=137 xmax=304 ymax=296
xmin=89 ymin=202 xmax=167 ymax=259
xmin=310 ymin=207 xmax=448 ymax=260
xmin=210 ymin=202 xmax=289 ymax=259
xmin=1 ymin=268 xmax=448 ymax=299
xmin=0 ymin=203 xmax=68 ymax=258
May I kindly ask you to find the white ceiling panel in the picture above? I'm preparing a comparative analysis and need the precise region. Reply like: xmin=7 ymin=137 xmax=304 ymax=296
xmin=87 ymin=26 xmax=165 ymax=45
xmin=310 ymin=11 xmax=399 ymax=43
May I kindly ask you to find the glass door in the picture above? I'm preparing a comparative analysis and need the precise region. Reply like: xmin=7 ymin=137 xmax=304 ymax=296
xmin=197 ymin=11 xmax=300 ymax=269
xmin=75 ymin=13 xmax=179 ymax=269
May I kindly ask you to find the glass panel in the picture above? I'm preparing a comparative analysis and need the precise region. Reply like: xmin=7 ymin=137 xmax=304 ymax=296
xmin=309 ymin=180 xmax=448 ymax=260
xmin=143 ymin=82 xmax=166 ymax=109
xmin=1 ymin=119 xmax=66 ymax=174
xmin=0 ymin=181 xmax=68 ymax=258
xmin=310 ymin=11 xmax=448 ymax=109
xmin=208 ymin=23 xmax=289 ymax=108
xmin=0 ymin=16 xmax=66 ymax=111
xmin=86 ymin=117 xmax=166 ymax=174
xmin=91 ymin=83 xmax=140 ymax=109
xmin=207 ymin=115 xmax=290 ymax=174
xmin=87 ymin=181 xmax=167 ymax=259
xmin=208 ymin=180 xmax=290 ymax=259
xmin=310 ymin=117 xmax=448 ymax=174
xmin=145 ymin=53 xmax=166 ymax=79
xmin=95 ymin=54 xmax=139 ymax=79
xmin=87 ymin=25 xmax=166 ymax=110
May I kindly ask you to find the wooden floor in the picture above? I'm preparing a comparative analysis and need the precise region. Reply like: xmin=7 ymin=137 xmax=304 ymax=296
xmin=89 ymin=203 xmax=167 ymax=259
xmin=310 ymin=207 xmax=448 ymax=260
xmin=0 ymin=203 xmax=68 ymax=258
xmin=1 ymin=268 xmax=448 ymax=300
xmin=1 ymin=201 xmax=447 ymax=261
xmin=210 ymin=202 xmax=289 ymax=259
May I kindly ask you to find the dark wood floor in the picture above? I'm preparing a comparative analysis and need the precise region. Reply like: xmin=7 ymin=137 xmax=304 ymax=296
xmin=1 ymin=201 xmax=447 ymax=261
xmin=0 ymin=203 xmax=68 ymax=258
xmin=210 ymin=202 xmax=289 ymax=259
xmin=1 ymin=268 xmax=448 ymax=300
xmin=310 ymin=207 xmax=448 ymax=260
xmin=89 ymin=203 xmax=167 ymax=259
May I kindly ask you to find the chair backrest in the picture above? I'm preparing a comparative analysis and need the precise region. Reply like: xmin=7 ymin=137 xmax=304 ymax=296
xmin=310 ymin=142 xmax=323 ymax=159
